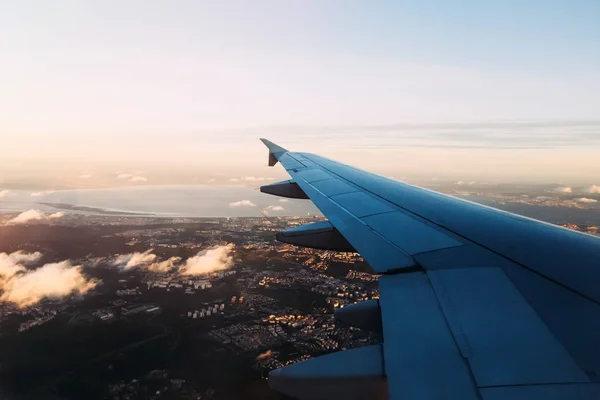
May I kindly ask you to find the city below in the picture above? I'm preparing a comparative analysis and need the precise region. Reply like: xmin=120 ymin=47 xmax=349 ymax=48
xmin=0 ymin=214 xmax=382 ymax=400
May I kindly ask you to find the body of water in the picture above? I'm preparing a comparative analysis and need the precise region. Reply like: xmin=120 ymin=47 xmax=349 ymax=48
xmin=0 ymin=185 xmax=318 ymax=217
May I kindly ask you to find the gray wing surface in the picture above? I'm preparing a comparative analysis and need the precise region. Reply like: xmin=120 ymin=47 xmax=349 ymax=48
xmin=259 ymin=139 xmax=600 ymax=400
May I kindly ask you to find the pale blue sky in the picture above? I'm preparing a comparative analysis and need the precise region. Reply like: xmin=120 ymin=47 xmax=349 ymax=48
xmin=0 ymin=1 xmax=599 ymax=184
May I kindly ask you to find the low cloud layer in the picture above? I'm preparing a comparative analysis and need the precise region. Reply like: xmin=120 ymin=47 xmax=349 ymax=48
xmin=0 ymin=244 xmax=236 ymax=308
xmin=111 ymin=245 xmax=235 ymax=275
xmin=229 ymin=200 xmax=256 ymax=207
xmin=0 ymin=251 xmax=96 ymax=308
xmin=0 ymin=190 xmax=15 ymax=198
xmin=7 ymin=209 xmax=64 ymax=225
xmin=575 ymin=197 xmax=598 ymax=204
xmin=584 ymin=185 xmax=600 ymax=194
xmin=180 ymin=244 xmax=235 ymax=276
xmin=266 ymin=205 xmax=284 ymax=212
xmin=553 ymin=186 xmax=572 ymax=193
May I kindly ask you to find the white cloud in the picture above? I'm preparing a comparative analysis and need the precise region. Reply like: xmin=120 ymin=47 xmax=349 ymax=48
xmin=7 ymin=209 xmax=64 ymax=225
xmin=227 ymin=176 xmax=275 ymax=183
xmin=278 ymin=199 xmax=289 ymax=203
xmin=30 ymin=190 xmax=55 ymax=197
xmin=583 ymin=185 xmax=600 ymax=194
xmin=575 ymin=197 xmax=598 ymax=204
xmin=117 ymin=173 xmax=147 ymax=182
xmin=266 ymin=205 xmax=284 ymax=211
xmin=552 ymin=186 xmax=572 ymax=193
xmin=112 ymin=250 xmax=181 ymax=273
xmin=179 ymin=244 xmax=235 ymax=276
xmin=6 ymin=251 xmax=43 ymax=265
xmin=0 ymin=260 xmax=97 ymax=308
xmin=240 ymin=176 xmax=275 ymax=182
xmin=229 ymin=200 xmax=256 ymax=207
xmin=112 ymin=249 xmax=157 ymax=270
xmin=146 ymin=256 xmax=181 ymax=272
xmin=0 ymin=251 xmax=42 ymax=281
xmin=455 ymin=181 xmax=477 ymax=185
xmin=79 ymin=173 xmax=92 ymax=179
xmin=0 ymin=190 xmax=15 ymax=198
xmin=207 ymin=178 xmax=217 ymax=183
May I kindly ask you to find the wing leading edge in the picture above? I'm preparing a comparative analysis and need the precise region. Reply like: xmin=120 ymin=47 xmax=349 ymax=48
xmin=259 ymin=139 xmax=600 ymax=400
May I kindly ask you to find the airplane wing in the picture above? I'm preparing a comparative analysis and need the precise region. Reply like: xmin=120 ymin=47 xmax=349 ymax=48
xmin=259 ymin=139 xmax=600 ymax=400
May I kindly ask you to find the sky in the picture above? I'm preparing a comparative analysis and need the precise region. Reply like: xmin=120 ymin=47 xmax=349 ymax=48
xmin=1 ymin=1 xmax=599 ymax=185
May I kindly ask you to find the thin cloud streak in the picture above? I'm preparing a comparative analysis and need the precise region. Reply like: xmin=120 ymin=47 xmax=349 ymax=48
xmin=552 ymin=186 xmax=573 ymax=194
xmin=30 ymin=190 xmax=56 ymax=197
xmin=575 ymin=197 xmax=598 ymax=204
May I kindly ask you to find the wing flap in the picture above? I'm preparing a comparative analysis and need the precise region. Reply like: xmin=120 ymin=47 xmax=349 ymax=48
xmin=378 ymin=273 xmax=480 ymax=400
xmin=428 ymin=268 xmax=588 ymax=387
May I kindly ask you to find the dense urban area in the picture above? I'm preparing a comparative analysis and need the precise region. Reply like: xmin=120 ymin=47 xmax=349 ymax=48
xmin=0 ymin=214 xmax=382 ymax=400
